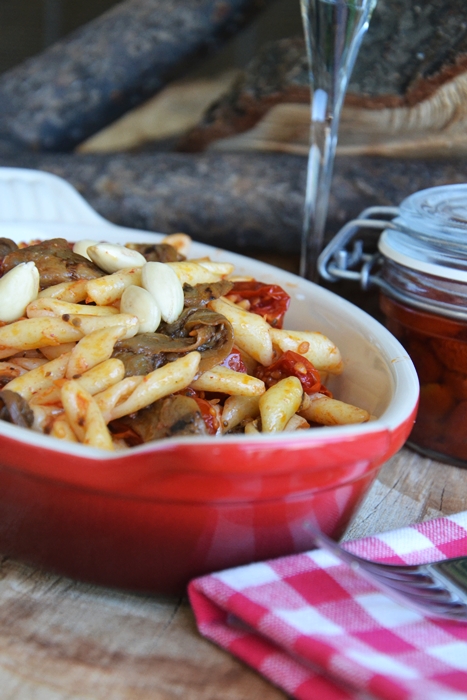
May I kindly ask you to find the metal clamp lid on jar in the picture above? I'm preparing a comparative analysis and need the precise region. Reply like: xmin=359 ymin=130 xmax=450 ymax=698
xmin=318 ymin=184 xmax=467 ymax=320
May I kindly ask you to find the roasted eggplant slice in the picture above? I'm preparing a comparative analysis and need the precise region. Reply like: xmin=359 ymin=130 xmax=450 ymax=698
xmin=183 ymin=280 xmax=233 ymax=308
xmin=0 ymin=389 xmax=34 ymax=428
xmin=1 ymin=238 xmax=105 ymax=288
xmin=125 ymin=242 xmax=185 ymax=263
xmin=114 ymin=307 xmax=234 ymax=375
xmin=109 ymin=394 xmax=207 ymax=443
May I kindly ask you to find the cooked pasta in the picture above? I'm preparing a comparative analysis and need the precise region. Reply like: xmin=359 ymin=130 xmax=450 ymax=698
xmin=0 ymin=234 xmax=370 ymax=449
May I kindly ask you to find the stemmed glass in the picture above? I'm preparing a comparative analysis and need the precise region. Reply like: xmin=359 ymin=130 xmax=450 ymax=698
xmin=299 ymin=0 xmax=377 ymax=281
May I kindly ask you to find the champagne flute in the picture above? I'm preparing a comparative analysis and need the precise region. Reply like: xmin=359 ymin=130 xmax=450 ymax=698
xmin=299 ymin=0 xmax=377 ymax=281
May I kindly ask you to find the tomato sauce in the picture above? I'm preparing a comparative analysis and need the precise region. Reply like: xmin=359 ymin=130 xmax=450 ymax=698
xmin=255 ymin=350 xmax=331 ymax=396
xmin=192 ymin=396 xmax=220 ymax=435
xmin=226 ymin=281 xmax=290 ymax=328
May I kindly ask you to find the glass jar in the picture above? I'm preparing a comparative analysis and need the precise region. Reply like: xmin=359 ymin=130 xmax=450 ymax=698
xmin=318 ymin=184 xmax=467 ymax=467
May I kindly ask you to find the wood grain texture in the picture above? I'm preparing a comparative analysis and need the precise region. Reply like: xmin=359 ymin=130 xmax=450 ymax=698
xmin=0 ymin=560 xmax=286 ymax=699
xmin=79 ymin=71 xmax=241 ymax=154
xmin=345 ymin=447 xmax=467 ymax=540
xmin=201 ymin=93 xmax=467 ymax=158
xmin=1 ymin=0 xmax=466 ymax=156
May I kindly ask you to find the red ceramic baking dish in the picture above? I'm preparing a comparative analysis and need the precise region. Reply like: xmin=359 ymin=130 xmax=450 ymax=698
xmin=0 ymin=168 xmax=419 ymax=593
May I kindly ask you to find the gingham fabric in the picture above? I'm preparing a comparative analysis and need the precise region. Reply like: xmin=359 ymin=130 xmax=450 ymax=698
xmin=188 ymin=511 xmax=467 ymax=700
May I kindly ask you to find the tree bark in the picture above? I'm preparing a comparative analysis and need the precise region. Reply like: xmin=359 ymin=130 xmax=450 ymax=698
xmin=0 ymin=0 xmax=464 ymax=156
xmin=3 ymin=150 xmax=467 ymax=255
xmin=350 ymin=0 xmax=467 ymax=103
xmin=179 ymin=0 xmax=467 ymax=155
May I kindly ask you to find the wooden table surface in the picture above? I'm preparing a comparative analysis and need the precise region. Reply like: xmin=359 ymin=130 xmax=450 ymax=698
xmin=1 ymin=446 xmax=466 ymax=700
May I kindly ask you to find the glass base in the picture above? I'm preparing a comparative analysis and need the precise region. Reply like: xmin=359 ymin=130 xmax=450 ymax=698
xmin=406 ymin=440 xmax=467 ymax=470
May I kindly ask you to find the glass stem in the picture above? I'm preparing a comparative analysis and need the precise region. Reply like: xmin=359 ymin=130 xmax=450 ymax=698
xmin=300 ymin=92 xmax=340 ymax=281
xmin=299 ymin=0 xmax=375 ymax=283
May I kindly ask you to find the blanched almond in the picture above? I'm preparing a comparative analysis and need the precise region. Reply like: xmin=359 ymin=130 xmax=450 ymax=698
xmin=0 ymin=262 xmax=40 ymax=322
xmin=120 ymin=285 xmax=161 ymax=333
xmin=141 ymin=261 xmax=184 ymax=324
xmin=87 ymin=242 xmax=146 ymax=273
xmin=72 ymin=239 xmax=98 ymax=261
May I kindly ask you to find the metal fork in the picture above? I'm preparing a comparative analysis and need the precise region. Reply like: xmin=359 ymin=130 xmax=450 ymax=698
xmin=307 ymin=525 xmax=467 ymax=620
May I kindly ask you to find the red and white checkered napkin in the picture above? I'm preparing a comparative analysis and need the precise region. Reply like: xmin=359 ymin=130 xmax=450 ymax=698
xmin=188 ymin=512 xmax=467 ymax=700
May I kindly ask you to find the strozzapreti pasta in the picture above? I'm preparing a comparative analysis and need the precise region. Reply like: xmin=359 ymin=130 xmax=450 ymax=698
xmin=0 ymin=233 xmax=370 ymax=450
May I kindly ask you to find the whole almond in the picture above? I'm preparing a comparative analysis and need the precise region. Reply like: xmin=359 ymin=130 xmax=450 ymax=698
xmin=0 ymin=262 xmax=40 ymax=322
xmin=72 ymin=239 xmax=98 ymax=261
xmin=87 ymin=242 xmax=146 ymax=273
xmin=120 ymin=285 xmax=161 ymax=333
xmin=141 ymin=261 xmax=184 ymax=323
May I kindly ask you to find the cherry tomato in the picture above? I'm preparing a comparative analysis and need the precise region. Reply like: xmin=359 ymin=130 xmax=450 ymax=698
xmin=227 ymin=280 xmax=291 ymax=329
xmin=219 ymin=346 xmax=247 ymax=373
xmin=192 ymin=396 xmax=220 ymax=434
xmin=256 ymin=350 xmax=332 ymax=396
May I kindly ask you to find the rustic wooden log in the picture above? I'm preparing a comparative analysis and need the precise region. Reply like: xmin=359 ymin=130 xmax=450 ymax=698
xmin=3 ymin=150 xmax=467 ymax=256
xmin=78 ymin=71 xmax=242 ymax=154
xmin=179 ymin=0 xmax=467 ymax=156
xmin=3 ymin=151 xmax=306 ymax=251
xmin=349 ymin=0 xmax=467 ymax=103
xmin=177 ymin=37 xmax=309 ymax=152
xmin=0 ymin=0 xmax=272 ymax=152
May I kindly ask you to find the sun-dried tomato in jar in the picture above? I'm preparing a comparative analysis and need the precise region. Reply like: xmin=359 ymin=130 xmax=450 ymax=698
xmin=376 ymin=185 xmax=467 ymax=467
xmin=322 ymin=184 xmax=467 ymax=467
xmin=380 ymin=295 xmax=467 ymax=465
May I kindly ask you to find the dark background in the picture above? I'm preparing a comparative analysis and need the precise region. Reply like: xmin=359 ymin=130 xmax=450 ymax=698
xmin=0 ymin=0 xmax=120 ymax=71
xmin=0 ymin=0 xmax=302 ymax=76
